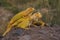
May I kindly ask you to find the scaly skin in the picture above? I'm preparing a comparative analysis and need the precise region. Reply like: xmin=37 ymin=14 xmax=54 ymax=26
xmin=17 ymin=16 xmax=31 ymax=30
xmin=2 ymin=7 xmax=35 ymax=36
xmin=2 ymin=9 xmax=46 ymax=37
xmin=9 ymin=7 xmax=35 ymax=25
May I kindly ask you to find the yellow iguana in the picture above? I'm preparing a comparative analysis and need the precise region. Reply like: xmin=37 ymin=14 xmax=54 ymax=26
xmin=2 ymin=7 xmax=46 ymax=37
xmin=2 ymin=7 xmax=35 ymax=36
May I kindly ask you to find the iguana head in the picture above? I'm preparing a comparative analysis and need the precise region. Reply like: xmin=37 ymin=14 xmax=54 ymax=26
xmin=35 ymin=12 xmax=42 ymax=18
xmin=31 ymin=12 xmax=42 ymax=19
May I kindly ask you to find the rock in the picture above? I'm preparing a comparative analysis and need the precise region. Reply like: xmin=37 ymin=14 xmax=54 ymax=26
xmin=19 ymin=35 xmax=31 ymax=40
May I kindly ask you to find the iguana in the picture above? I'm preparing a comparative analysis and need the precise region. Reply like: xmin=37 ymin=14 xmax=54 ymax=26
xmin=2 ymin=8 xmax=46 ymax=37
xmin=2 ymin=7 xmax=35 ymax=36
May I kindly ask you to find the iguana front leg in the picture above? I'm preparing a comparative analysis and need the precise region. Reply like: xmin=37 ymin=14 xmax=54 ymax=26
xmin=39 ymin=20 xmax=45 ymax=27
xmin=32 ymin=20 xmax=46 ymax=28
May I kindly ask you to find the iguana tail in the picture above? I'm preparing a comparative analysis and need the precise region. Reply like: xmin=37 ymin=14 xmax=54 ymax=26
xmin=2 ymin=25 xmax=12 ymax=37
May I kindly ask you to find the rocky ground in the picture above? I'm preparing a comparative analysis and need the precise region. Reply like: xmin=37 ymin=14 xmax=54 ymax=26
xmin=1 ymin=25 xmax=60 ymax=40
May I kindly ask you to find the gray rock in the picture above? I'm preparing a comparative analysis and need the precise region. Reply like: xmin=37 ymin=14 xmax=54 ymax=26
xmin=19 ymin=35 xmax=31 ymax=40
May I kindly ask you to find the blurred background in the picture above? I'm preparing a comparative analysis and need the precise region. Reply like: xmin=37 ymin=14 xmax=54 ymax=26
xmin=0 ymin=0 xmax=60 ymax=40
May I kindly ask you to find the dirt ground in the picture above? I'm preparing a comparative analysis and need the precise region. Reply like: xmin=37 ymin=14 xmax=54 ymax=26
xmin=0 ymin=24 xmax=60 ymax=40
